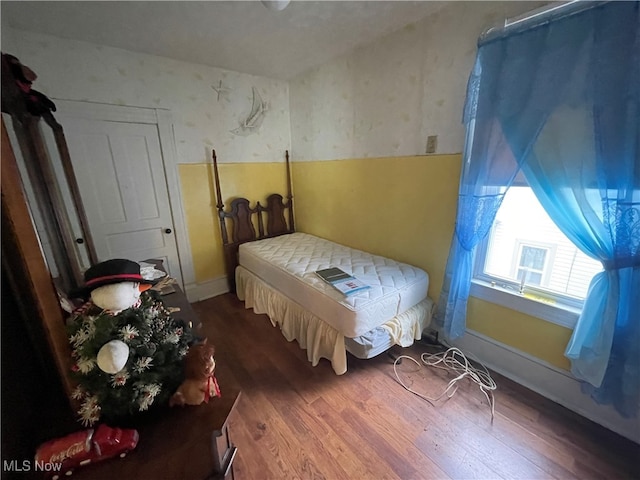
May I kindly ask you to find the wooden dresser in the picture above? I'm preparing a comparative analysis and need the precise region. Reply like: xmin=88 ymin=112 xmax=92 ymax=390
xmin=71 ymin=391 xmax=240 ymax=480
xmin=72 ymin=272 xmax=240 ymax=480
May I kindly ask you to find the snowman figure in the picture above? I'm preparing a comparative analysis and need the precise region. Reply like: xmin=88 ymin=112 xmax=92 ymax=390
xmin=76 ymin=258 xmax=152 ymax=313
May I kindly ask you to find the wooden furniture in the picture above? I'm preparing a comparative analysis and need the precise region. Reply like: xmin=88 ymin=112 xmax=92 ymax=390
xmin=1 ymin=118 xmax=76 ymax=399
xmin=1 ymin=156 xmax=78 ymax=472
xmin=212 ymin=150 xmax=432 ymax=374
xmin=2 ymin=53 xmax=97 ymax=426
xmin=145 ymin=258 xmax=201 ymax=330
xmin=1 ymin=53 xmax=98 ymax=293
xmin=72 ymin=275 xmax=240 ymax=480
xmin=213 ymin=149 xmax=294 ymax=292
xmin=72 ymin=389 xmax=240 ymax=480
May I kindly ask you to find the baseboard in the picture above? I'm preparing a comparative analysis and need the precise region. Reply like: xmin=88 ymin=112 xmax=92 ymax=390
xmin=450 ymin=329 xmax=640 ymax=444
xmin=184 ymin=275 xmax=229 ymax=303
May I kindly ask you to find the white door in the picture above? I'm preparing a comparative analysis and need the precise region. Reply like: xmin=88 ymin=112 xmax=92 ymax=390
xmin=60 ymin=117 xmax=183 ymax=284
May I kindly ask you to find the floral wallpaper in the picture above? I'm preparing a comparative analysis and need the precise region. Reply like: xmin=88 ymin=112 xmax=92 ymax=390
xmin=289 ymin=1 xmax=546 ymax=161
xmin=2 ymin=1 xmax=545 ymax=165
xmin=1 ymin=27 xmax=291 ymax=165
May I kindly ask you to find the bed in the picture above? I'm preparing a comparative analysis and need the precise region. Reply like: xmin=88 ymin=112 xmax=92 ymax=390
xmin=212 ymin=150 xmax=433 ymax=374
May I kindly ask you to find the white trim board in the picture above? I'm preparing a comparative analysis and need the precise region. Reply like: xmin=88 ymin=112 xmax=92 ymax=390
xmin=470 ymin=279 xmax=579 ymax=329
xmin=185 ymin=275 xmax=230 ymax=303
xmin=155 ymin=109 xmax=195 ymax=287
xmin=449 ymin=329 xmax=640 ymax=443
xmin=54 ymin=99 xmax=159 ymax=124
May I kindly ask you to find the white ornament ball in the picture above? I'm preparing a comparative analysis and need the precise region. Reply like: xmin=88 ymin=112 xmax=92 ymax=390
xmin=97 ymin=340 xmax=130 ymax=374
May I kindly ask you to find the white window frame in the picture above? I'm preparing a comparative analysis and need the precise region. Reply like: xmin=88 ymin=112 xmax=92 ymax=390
xmin=472 ymin=227 xmax=584 ymax=330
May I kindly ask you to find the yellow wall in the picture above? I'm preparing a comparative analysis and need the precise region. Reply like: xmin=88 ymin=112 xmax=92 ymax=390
xmin=467 ymin=298 xmax=572 ymax=370
xmin=179 ymin=154 xmax=573 ymax=370
xmin=178 ymin=162 xmax=289 ymax=282
xmin=292 ymin=155 xmax=572 ymax=370
xmin=292 ymin=155 xmax=461 ymax=301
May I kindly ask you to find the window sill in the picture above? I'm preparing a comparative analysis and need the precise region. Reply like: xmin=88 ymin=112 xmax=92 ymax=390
xmin=470 ymin=279 xmax=580 ymax=329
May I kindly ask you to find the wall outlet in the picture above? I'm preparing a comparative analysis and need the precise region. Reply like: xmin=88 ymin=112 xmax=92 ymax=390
xmin=426 ymin=135 xmax=438 ymax=154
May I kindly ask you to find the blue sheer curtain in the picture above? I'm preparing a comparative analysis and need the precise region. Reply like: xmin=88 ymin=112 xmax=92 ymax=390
xmin=436 ymin=2 xmax=639 ymax=416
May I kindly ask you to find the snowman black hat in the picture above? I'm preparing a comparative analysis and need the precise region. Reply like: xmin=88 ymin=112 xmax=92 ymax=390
xmin=72 ymin=259 xmax=153 ymax=299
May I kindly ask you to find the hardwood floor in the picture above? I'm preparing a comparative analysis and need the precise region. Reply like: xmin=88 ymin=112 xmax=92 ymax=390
xmin=194 ymin=294 xmax=639 ymax=480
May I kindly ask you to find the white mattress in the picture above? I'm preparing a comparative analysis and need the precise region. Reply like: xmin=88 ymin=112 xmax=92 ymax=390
xmin=238 ymin=232 xmax=429 ymax=338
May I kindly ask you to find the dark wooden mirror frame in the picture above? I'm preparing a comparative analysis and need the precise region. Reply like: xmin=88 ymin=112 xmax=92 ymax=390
xmin=1 ymin=52 xmax=99 ymax=407
xmin=2 ymin=118 xmax=76 ymax=402
xmin=1 ymin=53 xmax=98 ymax=292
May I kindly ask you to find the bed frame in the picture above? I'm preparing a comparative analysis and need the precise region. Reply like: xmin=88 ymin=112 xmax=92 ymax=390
xmin=212 ymin=149 xmax=295 ymax=292
xmin=213 ymin=149 xmax=430 ymax=370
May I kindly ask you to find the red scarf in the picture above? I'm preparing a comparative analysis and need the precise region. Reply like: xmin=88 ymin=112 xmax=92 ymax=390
xmin=204 ymin=375 xmax=221 ymax=402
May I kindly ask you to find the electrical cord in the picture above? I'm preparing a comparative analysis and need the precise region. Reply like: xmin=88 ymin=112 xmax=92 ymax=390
xmin=393 ymin=346 xmax=497 ymax=420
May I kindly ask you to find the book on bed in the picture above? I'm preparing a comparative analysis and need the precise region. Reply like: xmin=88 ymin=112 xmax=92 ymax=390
xmin=315 ymin=267 xmax=370 ymax=296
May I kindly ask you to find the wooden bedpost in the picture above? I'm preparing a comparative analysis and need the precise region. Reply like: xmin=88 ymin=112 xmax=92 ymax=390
xmin=285 ymin=150 xmax=295 ymax=232
xmin=212 ymin=149 xmax=229 ymax=245
xmin=211 ymin=149 xmax=295 ymax=294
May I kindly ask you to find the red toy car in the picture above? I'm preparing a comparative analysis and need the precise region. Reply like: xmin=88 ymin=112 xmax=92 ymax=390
xmin=34 ymin=424 xmax=139 ymax=478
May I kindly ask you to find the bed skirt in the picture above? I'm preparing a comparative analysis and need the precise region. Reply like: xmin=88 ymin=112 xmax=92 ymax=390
xmin=236 ymin=266 xmax=433 ymax=374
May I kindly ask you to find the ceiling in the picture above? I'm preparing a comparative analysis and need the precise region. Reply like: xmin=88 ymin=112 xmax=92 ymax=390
xmin=1 ymin=1 xmax=449 ymax=80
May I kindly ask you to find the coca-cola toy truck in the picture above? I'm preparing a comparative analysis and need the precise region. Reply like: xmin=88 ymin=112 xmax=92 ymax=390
xmin=34 ymin=424 xmax=139 ymax=478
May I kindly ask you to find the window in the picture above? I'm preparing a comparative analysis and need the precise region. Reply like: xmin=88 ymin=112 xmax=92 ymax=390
xmin=516 ymin=244 xmax=549 ymax=286
xmin=472 ymin=186 xmax=603 ymax=326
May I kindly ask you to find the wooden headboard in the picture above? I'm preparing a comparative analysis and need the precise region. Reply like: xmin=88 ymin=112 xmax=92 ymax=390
xmin=212 ymin=149 xmax=295 ymax=292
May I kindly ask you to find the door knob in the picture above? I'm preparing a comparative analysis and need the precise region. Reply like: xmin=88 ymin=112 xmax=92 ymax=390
xmin=76 ymin=238 xmax=84 ymax=244
xmin=164 ymin=228 xmax=172 ymax=234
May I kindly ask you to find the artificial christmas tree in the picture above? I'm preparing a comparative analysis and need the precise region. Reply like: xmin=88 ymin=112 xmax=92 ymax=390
xmin=67 ymin=259 xmax=194 ymax=425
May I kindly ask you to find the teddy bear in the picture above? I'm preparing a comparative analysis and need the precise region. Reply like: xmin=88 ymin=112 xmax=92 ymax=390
xmin=169 ymin=339 xmax=221 ymax=406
